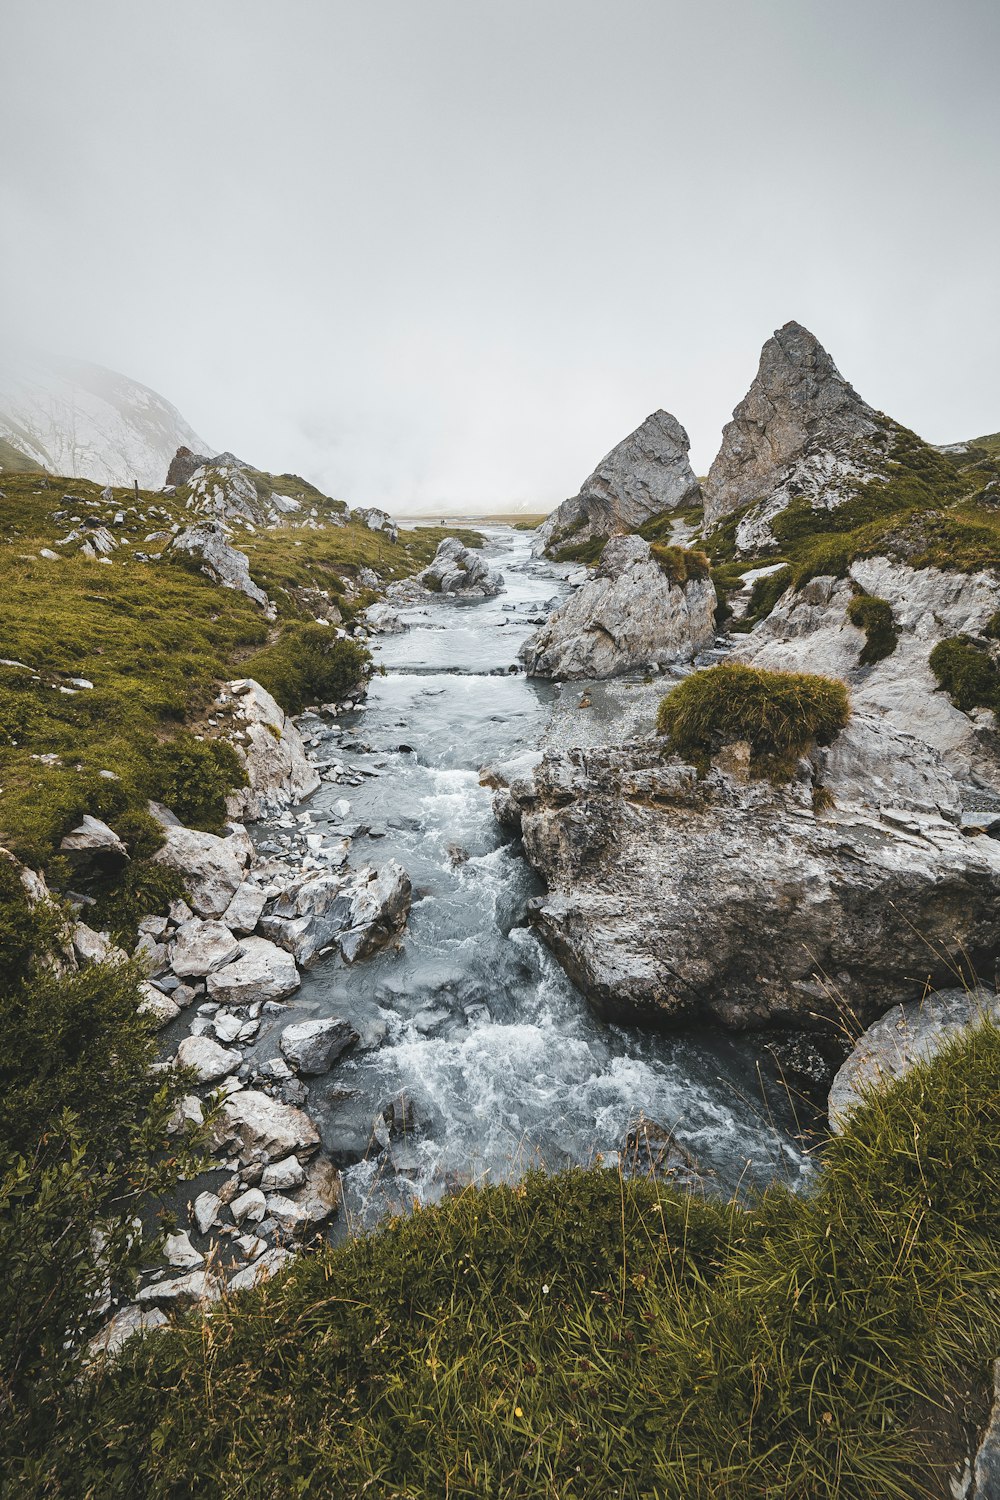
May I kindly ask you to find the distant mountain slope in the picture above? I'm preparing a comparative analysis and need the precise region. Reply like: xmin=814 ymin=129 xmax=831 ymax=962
xmin=0 ymin=352 xmax=210 ymax=488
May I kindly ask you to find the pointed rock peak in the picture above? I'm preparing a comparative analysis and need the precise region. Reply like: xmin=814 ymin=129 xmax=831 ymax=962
xmin=702 ymin=322 xmax=883 ymax=528
xmin=540 ymin=407 xmax=701 ymax=559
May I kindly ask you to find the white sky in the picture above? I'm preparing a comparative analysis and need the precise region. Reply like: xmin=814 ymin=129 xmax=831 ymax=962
xmin=2 ymin=0 xmax=998 ymax=512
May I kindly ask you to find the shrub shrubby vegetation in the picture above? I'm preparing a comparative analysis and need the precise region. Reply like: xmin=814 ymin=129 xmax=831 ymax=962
xmin=657 ymin=662 xmax=850 ymax=779
xmin=245 ymin=625 xmax=371 ymax=715
xmin=846 ymin=592 xmax=900 ymax=665
xmin=649 ymin=542 xmax=711 ymax=586
xmin=0 ymin=858 xmax=203 ymax=1480
xmin=5 ymin=1021 xmax=996 ymax=1497
xmin=930 ymin=635 xmax=1000 ymax=714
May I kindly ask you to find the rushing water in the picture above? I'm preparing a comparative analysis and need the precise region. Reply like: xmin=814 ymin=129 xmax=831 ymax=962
xmin=249 ymin=527 xmax=810 ymax=1229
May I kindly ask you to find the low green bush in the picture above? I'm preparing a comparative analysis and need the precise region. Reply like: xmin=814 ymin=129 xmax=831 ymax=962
xmin=929 ymin=635 xmax=1000 ymax=712
xmin=657 ymin=662 xmax=850 ymax=779
xmin=21 ymin=1022 xmax=1000 ymax=1498
xmin=142 ymin=733 xmax=247 ymax=834
xmin=0 ymin=876 xmax=204 ymax=1464
xmin=245 ymin=625 xmax=371 ymax=714
xmin=846 ymin=592 xmax=900 ymax=665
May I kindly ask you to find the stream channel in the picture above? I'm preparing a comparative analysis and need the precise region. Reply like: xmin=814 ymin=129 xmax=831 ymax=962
xmin=248 ymin=526 xmax=810 ymax=1231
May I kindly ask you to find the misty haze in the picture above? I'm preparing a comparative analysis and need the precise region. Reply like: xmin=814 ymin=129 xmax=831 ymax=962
xmin=3 ymin=3 xmax=1000 ymax=1497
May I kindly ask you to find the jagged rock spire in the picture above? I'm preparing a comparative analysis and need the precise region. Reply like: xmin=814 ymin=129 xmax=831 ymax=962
xmin=702 ymin=321 xmax=883 ymax=527
xmin=540 ymin=409 xmax=701 ymax=555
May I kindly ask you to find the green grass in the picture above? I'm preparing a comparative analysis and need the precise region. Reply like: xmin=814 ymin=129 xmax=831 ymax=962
xmin=657 ymin=663 xmax=851 ymax=780
xmin=0 ymin=470 xmax=465 ymax=905
xmin=13 ymin=1020 xmax=998 ymax=1498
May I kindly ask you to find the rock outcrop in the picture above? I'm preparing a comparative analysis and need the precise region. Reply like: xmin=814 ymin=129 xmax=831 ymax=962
xmin=217 ymin=678 xmax=321 ymax=819
xmin=485 ymin=742 xmax=1000 ymax=1030
xmin=828 ymin=986 xmax=1000 ymax=1130
xmin=417 ymin=537 xmax=503 ymax=597
xmin=170 ymin=521 xmax=270 ymax=609
xmin=736 ymin=559 xmax=1000 ymax=795
xmin=520 ymin=534 xmax=716 ymax=679
xmin=539 ymin=410 xmax=701 ymax=557
xmin=702 ymin=322 xmax=888 ymax=536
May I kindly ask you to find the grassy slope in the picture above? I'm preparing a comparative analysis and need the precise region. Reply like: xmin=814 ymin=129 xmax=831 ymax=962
xmin=38 ymin=1021 xmax=1000 ymax=1499
xmin=707 ymin=424 xmax=1000 ymax=592
xmin=0 ymin=470 xmax=479 ymax=872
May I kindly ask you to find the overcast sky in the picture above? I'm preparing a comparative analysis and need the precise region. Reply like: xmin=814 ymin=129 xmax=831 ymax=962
xmin=2 ymin=0 xmax=998 ymax=512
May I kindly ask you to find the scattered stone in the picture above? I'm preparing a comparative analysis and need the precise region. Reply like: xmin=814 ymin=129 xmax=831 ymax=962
xmin=227 ymin=1246 xmax=294 ymax=1293
xmin=260 ymin=1155 xmax=306 ymax=1192
xmin=230 ymin=1187 xmax=267 ymax=1225
xmin=136 ymin=1269 xmax=223 ymax=1308
xmin=192 ymin=1191 xmax=221 ymax=1235
xmin=163 ymin=1230 xmax=204 ymax=1269
xmin=170 ymin=521 xmax=270 ymax=608
xmin=221 ymin=881 xmax=268 ymax=936
xmin=87 ymin=1304 xmax=167 ymax=1361
xmin=175 ymin=1034 xmax=243 ymax=1083
xmin=213 ymin=1089 xmax=320 ymax=1162
xmin=59 ymin=815 xmax=129 ymax=875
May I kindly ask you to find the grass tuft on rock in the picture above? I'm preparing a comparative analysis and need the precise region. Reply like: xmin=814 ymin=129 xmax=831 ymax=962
xmin=846 ymin=592 xmax=900 ymax=665
xmin=657 ymin=662 xmax=850 ymax=779
xmin=929 ymin=635 xmax=1000 ymax=713
xmin=649 ymin=542 xmax=711 ymax=586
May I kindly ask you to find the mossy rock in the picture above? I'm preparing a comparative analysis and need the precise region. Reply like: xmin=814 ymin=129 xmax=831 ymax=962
xmin=657 ymin=662 xmax=851 ymax=780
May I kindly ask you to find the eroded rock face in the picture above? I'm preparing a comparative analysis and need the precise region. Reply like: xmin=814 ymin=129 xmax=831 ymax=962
xmin=702 ymin=322 xmax=887 ymax=532
xmin=486 ymin=742 xmax=1000 ymax=1030
xmin=539 ymin=410 xmax=701 ymax=556
xmin=218 ymin=678 xmax=321 ymax=820
xmin=170 ymin=521 xmax=270 ymax=609
xmin=520 ymin=534 xmax=716 ymax=680
xmin=828 ymin=986 xmax=1000 ymax=1130
xmin=417 ymin=537 xmax=504 ymax=597
xmin=737 ymin=559 xmax=1000 ymax=794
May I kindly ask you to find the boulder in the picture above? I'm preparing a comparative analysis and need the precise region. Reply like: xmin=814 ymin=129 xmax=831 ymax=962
xmin=221 ymin=881 xmax=268 ymax=936
xmin=227 ymin=1246 xmax=294 ymax=1293
xmin=258 ymin=870 xmax=350 ymax=966
xmin=417 ymin=537 xmax=503 ymax=597
xmin=138 ymin=982 xmax=180 ymax=1030
xmin=230 ymin=1187 xmax=266 ymax=1225
xmin=702 ymin=321 xmax=888 ymax=531
xmin=170 ymin=918 xmax=241 ymax=977
xmin=488 ymin=741 xmax=1000 ymax=1030
xmin=192 ymin=1190 xmax=221 ymax=1235
xmin=339 ymin=861 xmax=411 ymax=963
xmin=213 ymin=1089 xmax=320 ymax=1162
xmin=72 ymin=923 xmax=128 ymax=967
xmin=260 ymin=1155 xmax=306 ymax=1192
xmin=218 ymin=679 xmax=320 ymax=820
xmin=265 ymin=1156 xmax=341 ymax=1238
xmin=163 ymin=1230 xmax=203 ymax=1269
xmin=365 ymin=602 xmax=407 ymax=634
xmin=152 ymin=823 xmax=246 ymax=918
xmin=136 ymin=1269 xmax=223 ymax=1308
xmin=279 ymin=1017 xmax=358 ymax=1075
xmin=538 ymin=409 xmax=701 ymax=557
xmin=205 ymin=936 xmax=300 ymax=1006
xmin=87 ymin=1304 xmax=168 ymax=1361
xmin=170 ymin=521 xmax=269 ymax=608
xmin=737 ymin=559 xmax=1000 ymax=795
xmin=828 ymin=986 xmax=1000 ymax=1130
xmin=175 ymin=1034 xmax=242 ymax=1083
xmin=59 ymin=815 xmax=129 ymax=876
xmin=520 ymin=534 xmax=717 ymax=680
xmin=165 ymin=445 xmax=210 ymax=488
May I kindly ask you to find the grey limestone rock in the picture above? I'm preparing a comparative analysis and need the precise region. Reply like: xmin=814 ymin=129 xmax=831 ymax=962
xmin=520 ymin=533 xmax=716 ymax=680
xmin=487 ymin=742 xmax=1000 ymax=1031
xmin=539 ymin=409 xmax=700 ymax=556
xmin=702 ymin=321 xmax=888 ymax=534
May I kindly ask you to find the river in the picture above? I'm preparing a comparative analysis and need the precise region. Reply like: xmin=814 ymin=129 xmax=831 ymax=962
xmin=251 ymin=526 xmax=810 ymax=1230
